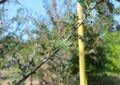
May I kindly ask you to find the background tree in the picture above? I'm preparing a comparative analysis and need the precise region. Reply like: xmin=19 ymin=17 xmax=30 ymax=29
xmin=0 ymin=0 xmax=120 ymax=85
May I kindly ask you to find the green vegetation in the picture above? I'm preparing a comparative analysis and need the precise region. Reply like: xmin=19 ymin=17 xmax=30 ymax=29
xmin=0 ymin=0 xmax=120 ymax=85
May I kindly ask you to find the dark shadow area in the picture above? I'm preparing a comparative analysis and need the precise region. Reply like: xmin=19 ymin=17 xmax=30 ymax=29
xmin=88 ymin=74 xmax=120 ymax=85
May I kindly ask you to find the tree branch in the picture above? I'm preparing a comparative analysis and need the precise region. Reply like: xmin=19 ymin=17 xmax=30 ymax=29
xmin=64 ymin=0 xmax=104 ymax=41
xmin=13 ymin=1 xmax=105 ymax=85
xmin=14 ymin=48 xmax=60 ymax=85
xmin=0 ymin=0 xmax=7 ymax=4
xmin=76 ymin=0 xmax=104 ymax=30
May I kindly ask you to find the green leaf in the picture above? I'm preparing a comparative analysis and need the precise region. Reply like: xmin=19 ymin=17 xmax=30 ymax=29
xmin=11 ymin=52 xmax=17 ymax=58
xmin=59 ymin=42 xmax=65 ymax=48
xmin=116 ymin=25 xmax=120 ymax=31
xmin=77 ymin=0 xmax=87 ymax=9
xmin=12 ymin=80 xmax=16 ymax=84
xmin=39 ymin=73 xmax=44 ymax=78
xmin=106 ymin=1 xmax=114 ymax=13
xmin=117 ymin=0 xmax=120 ymax=2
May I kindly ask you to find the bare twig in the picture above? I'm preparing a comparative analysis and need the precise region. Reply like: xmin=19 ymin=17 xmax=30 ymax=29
xmin=64 ymin=33 xmax=73 ymax=41
xmin=76 ymin=14 xmax=86 ymax=29
xmin=14 ymin=48 xmax=60 ymax=85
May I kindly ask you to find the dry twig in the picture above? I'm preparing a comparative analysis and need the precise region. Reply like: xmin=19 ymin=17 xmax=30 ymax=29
xmin=15 ymin=48 xmax=60 ymax=85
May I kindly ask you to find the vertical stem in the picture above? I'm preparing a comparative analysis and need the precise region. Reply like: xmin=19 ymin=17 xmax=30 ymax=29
xmin=77 ymin=2 xmax=87 ymax=85
xmin=30 ymin=75 xmax=33 ymax=85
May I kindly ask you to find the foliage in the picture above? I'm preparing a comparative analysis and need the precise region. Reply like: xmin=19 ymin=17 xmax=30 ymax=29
xmin=103 ymin=31 xmax=120 ymax=73
xmin=0 ymin=0 xmax=120 ymax=84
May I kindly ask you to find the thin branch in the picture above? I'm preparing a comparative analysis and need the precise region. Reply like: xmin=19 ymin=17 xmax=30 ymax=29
xmin=14 ymin=48 xmax=60 ymax=85
xmin=14 ymin=1 xmax=104 ymax=84
xmin=64 ymin=33 xmax=73 ymax=41
xmin=90 ymin=0 xmax=104 ymax=11
xmin=64 ymin=0 xmax=104 ymax=41
xmin=76 ymin=14 xmax=86 ymax=29
xmin=76 ymin=0 xmax=104 ymax=30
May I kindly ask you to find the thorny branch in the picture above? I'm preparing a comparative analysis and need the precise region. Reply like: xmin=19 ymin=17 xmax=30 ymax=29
xmin=15 ymin=48 xmax=60 ymax=85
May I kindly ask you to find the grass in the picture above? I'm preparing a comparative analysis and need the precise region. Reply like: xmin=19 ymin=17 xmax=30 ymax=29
xmin=1 ymin=66 xmax=120 ymax=85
